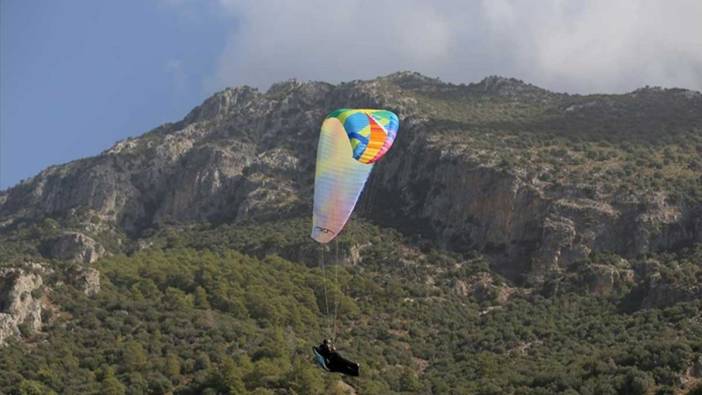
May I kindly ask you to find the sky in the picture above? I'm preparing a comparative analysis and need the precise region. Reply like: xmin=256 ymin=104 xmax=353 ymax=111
xmin=2 ymin=0 xmax=701 ymax=189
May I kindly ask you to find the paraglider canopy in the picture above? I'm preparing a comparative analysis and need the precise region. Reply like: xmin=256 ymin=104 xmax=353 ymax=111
xmin=311 ymin=109 xmax=399 ymax=243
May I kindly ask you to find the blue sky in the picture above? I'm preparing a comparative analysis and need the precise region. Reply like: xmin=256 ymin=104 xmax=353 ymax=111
xmin=0 ymin=0 xmax=230 ymax=188
xmin=2 ymin=0 xmax=701 ymax=189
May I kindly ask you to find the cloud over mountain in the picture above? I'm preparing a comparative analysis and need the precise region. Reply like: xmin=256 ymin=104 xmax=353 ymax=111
xmin=208 ymin=0 xmax=702 ymax=93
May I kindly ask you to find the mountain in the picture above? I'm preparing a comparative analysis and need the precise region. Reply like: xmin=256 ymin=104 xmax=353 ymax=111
xmin=2 ymin=72 xmax=701 ymax=281
xmin=1 ymin=72 xmax=701 ymax=394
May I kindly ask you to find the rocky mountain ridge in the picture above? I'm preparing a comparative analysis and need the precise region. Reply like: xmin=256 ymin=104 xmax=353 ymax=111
xmin=1 ymin=72 xmax=701 ymax=285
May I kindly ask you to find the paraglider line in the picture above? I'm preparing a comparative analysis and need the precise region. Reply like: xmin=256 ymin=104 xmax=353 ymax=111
xmin=320 ymin=246 xmax=331 ymax=339
xmin=333 ymin=239 xmax=341 ymax=341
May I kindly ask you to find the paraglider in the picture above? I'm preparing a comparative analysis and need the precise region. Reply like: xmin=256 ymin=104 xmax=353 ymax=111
xmin=310 ymin=109 xmax=400 ymax=376
xmin=311 ymin=109 xmax=400 ymax=244
xmin=313 ymin=339 xmax=360 ymax=377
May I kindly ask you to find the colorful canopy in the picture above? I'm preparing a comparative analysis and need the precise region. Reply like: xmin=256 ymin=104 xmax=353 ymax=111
xmin=311 ymin=109 xmax=399 ymax=243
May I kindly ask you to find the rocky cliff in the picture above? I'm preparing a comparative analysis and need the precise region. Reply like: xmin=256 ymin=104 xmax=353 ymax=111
xmin=1 ymin=72 xmax=701 ymax=285
xmin=0 ymin=265 xmax=46 ymax=345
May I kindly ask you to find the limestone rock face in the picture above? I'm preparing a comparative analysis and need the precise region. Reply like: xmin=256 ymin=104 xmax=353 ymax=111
xmin=372 ymin=131 xmax=546 ymax=277
xmin=584 ymin=263 xmax=636 ymax=296
xmin=344 ymin=243 xmax=371 ymax=266
xmin=331 ymin=380 xmax=357 ymax=395
xmin=47 ymin=232 xmax=106 ymax=263
xmin=0 ymin=267 xmax=45 ymax=345
xmin=454 ymin=272 xmax=515 ymax=304
xmin=75 ymin=267 xmax=101 ymax=297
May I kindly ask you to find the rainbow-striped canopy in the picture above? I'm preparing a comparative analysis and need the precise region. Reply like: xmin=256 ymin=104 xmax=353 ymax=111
xmin=311 ymin=109 xmax=400 ymax=244
xmin=326 ymin=109 xmax=399 ymax=164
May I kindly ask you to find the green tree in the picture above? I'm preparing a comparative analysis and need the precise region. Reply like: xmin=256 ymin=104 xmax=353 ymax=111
xmin=165 ymin=353 xmax=181 ymax=380
xmin=624 ymin=368 xmax=655 ymax=394
xmin=287 ymin=359 xmax=324 ymax=395
xmin=19 ymin=380 xmax=57 ymax=395
xmin=126 ymin=372 xmax=149 ymax=394
xmin=164 ymin=287 xmax=194 ymax=310
xmin=123 ymin=341 xmax=147 ymax=372
xmin=399 ymin=368 xmax=422 ymax=392
xmin=101 ymin=370 xmax=126 ymax=395
xmin=194 ymin=286 xmax=211 ymax=309
xmin=219 ymin=356 xmax=246 ymax=394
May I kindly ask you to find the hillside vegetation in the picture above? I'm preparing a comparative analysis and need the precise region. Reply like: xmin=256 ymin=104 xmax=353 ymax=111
xmin=1 ymin=73 xmax=701 ymax=394
xmin=2 ymin=219 xmax=702 ymax=394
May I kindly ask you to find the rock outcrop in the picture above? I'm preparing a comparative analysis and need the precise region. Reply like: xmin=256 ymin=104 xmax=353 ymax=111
xmin=0 ymin=266 xmax=46 ymax=345
xmin=330 ymin=380 xmax=357 ymax=395
xmin=46 ymin=232 xmax=106 ymax=263
xmin=454 ymin=272 xmax=515 ymax=304
xmin=74 ymin=267 xmax=100 ymax=297
xmin=583 ymin=263 xmax=636 ymax=297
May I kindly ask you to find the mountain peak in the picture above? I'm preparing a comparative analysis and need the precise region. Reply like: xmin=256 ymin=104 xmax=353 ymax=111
xmin=628 ymin=85 xmax=702 ymax=100
xmin=380 ymin=71 xmax=443 ymax=88
xmin=266 ymin=79 xmax=304 ymax=95
xmin=470 ymin=75 xmax=548 ymax=97
xmin=184 ymin=85 xmax=261 ymax=124
xmin=384 ymin=70 xmax=440 ymax=81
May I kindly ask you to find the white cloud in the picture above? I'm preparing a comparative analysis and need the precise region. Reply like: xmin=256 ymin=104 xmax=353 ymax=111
xmin=208 ymin=0 xmax=702 ymax=93
xmin=480 ymin=0 xmax=702 ymax=92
